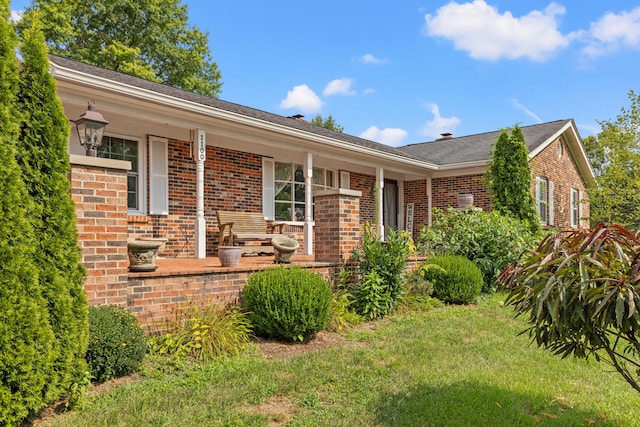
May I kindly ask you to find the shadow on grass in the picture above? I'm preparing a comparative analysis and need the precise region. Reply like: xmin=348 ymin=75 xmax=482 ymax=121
xmin=373 ymin=380 xmax=613 ymax=426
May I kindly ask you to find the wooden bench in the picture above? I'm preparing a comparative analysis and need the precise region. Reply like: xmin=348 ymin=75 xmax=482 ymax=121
xmin=216 ymin=210 xmax=286 ymax=254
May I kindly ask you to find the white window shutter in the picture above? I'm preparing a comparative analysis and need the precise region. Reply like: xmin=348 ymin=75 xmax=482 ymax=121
xmin=579 ymin=191 xmax=584 ymax=225
xmin=340 ymin=171 xmax=351 ymax=189
xmin=262 ymin=158 xmax=275 ymax=219
xmin=548 ymin=181 xmax=555 ymax=226
xmin=149 ymin=138 xmax=168 ymax=215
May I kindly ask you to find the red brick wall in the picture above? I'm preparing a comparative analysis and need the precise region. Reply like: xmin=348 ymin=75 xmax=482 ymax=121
xmin=404 ymin=180 xmax=429 ymax=238
xmin=128 ymin=140 xmax=263 ymax=257
xmin=350 ymin=172 xmax=376 ymax=223
xmin=530 ymin=136 xmax=590 ymax=229
xmin=70 ymin=157 xmax=129 ymax=306
xmin=431 ymin=174 xmax=491 ymax=211
xmin=128 ymin=265 xmax=334 ymax=330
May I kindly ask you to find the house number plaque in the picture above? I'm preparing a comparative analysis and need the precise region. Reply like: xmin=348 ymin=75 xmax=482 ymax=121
xmin=195 ymin=129 xmax=206 ymax=161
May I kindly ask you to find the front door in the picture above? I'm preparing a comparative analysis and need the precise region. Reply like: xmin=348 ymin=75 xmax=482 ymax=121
xmin=383 ymin=179 xmax=398 ymax=238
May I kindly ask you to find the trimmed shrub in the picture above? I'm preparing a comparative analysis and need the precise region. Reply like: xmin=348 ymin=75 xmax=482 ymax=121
xmin=418 ymin=207 xmax=543 ymax=292
xmin=148 ymin=301 xmax=253 ymax=360
xmin=420 ymin=255 xmax=483 ymax=304
xmin=86 ymin=306 xmax=147 ymax=382
xmin=242 ymin=266 xmax=332 ymax=342
xmin=352 ymin=223 xmax=410 ymax=319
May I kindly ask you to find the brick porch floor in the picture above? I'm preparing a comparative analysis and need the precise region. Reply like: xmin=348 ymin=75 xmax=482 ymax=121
xmin=129 ymin=253 xmax=330 ymax=279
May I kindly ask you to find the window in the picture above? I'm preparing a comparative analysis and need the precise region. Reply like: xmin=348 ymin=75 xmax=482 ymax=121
xmin=571 ymin=188 xmax=579 ymax=227
xmin=98 ymin=136 xmax=140 ymax=211
xmin=272 ymin=162 xmax=336 ymax=221
xmin=536 ymin=177 xmax=548 ymax=225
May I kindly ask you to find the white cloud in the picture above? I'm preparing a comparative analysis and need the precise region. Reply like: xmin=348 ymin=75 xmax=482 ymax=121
xmin=279 ymin=84 xmax=323 ymax=114
xmin=510 ymin=99 xmax=542 ymax=123
xmin=419 ymin=104 xmax=461 ymax=139
xmin=423 ymin=1 xmax=571 ymax=61
xmin=582 ymin=7 xmax=640 ymax=57
xmin=10 ymin=9 xmax=23 ymax=23
xmin=361 ymin=53 xmax=386 ymax=64
xmin=360 ymin=126 xmax=408 ymax=147
xmin=323 ymin=78 xmax=356 ymax=96
xmin=363 ymin=88 xmax=375 ymax=95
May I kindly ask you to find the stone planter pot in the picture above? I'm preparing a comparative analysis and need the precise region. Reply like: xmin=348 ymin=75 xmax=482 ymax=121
xmin=218 ymin=246 xmax=242 ymax=267
xmin=127 ymin=239 xmax=166 ymax=272
xmin=271 ymin=235 xmax=300 ymax=264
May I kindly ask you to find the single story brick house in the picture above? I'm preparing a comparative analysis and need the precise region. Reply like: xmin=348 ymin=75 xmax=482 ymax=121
xmin=53 ymin=55 xmax=594 ymax=250
xmin=50 ymin=55 xmax=593 ymax=320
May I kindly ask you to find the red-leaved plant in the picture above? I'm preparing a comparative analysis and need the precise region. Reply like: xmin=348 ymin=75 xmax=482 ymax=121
xmin=498 ymin=223 xmax=640 ymax=392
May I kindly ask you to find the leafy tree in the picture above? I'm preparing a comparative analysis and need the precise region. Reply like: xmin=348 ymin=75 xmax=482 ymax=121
xmin=0 ymin=2 xmax=55 ymax=424
xmin=499 ymin=223 xmax=640 ymax=393
xmin=16 ymin=15 xmax=89 ymax=402
xmin=310 ymin=114 xmax=344 ymax=132
xmin=584 ymin=90 xmax=640 ymax=231
xmin=19 ymin=0 xmax=222 ymax=96
xmin=486 ymin=125 xmax=540 ymax=232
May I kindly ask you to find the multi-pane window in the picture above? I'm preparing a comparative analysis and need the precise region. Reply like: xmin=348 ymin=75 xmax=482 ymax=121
xmin=98 ymin=136 xmax=139 ymax=210
xmin=274 ymin=162 xmax=336 ymax=221
xmin=536 ymin=177 xmax=548 ymax=225
xmin=571 ymin=188 xmax=580 ymax=228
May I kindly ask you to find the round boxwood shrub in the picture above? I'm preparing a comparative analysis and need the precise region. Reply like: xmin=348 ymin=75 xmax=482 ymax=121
xmin=420 ymin=255 xmax=483 ymax=304
xmin=242 ymin=266 xmax=332 ymax=342
xmin=86 ymin=306 xmax=147 ymax=382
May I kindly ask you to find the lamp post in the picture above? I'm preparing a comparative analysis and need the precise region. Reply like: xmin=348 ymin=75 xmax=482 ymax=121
xmin=75 ymin=102 xmax=109 ymax=156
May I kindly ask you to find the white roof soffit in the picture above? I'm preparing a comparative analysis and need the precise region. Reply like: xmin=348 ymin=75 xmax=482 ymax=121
xmin=51 ymin=62 xmax=439 ymax=172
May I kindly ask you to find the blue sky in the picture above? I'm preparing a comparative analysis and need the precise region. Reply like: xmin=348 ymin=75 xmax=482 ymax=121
xmin=10 ymin=1 xmax=640 ymax=146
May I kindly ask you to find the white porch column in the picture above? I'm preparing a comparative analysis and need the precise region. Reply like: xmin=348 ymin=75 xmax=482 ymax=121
xmin=427 ymin=176 xmax=433 ymax=226
xmin=376 ymin=167 xmax=384 ymax=240
xmin=303 ymin=152 xmax=313 ymax=255
xmin=194 ymin=129 xmax=207 ymax=259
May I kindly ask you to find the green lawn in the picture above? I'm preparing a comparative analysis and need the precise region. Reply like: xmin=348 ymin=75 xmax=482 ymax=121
xmin=42 ymin=294 xmax=640 ymax=426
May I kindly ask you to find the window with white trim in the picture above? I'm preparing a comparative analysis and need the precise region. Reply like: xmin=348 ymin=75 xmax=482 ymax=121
xmin=98 ymin=136 xmax=141 ymax=211
xmin=570 ymin=188 xmax=580 ymax=228
xmin=272 ymin=162 xmax=336 ymax=222
xmin=535 ymin=177 xmax=548 ymax=225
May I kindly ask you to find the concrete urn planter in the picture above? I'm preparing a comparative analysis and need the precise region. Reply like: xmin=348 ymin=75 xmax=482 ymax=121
xmin=127 ymin=239 xmax=166 ymax=272
xmin=218 ymin=246 xmax=242 ymax=267
xmin=271 ymin=235 xmax=300 ymax=264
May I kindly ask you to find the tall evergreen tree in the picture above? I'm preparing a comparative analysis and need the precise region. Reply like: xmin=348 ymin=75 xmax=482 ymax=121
xmin=0 ymin=2 xmax=55 ymax=424
xmin=16 ymin=14 xmax=89 ymax=402
xmin=486 ymin=125 xmax=540 ymax=232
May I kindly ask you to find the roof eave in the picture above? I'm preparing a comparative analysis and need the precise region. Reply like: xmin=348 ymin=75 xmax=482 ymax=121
xmin=50 ymin=61 xmax=439 ymax=172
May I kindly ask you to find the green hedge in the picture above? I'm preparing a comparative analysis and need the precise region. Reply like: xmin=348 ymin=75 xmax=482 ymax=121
xmin=86 ymin=306 xmax=147 ymax=382
xmin=242 ymin=267 xmax=331 ymax=342
xmin=421 ymin=255 xmax=483 ymax=304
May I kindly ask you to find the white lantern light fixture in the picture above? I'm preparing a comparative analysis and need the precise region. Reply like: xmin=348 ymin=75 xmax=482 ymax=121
xmin=75 ymin=102 xmax=109 ymax=156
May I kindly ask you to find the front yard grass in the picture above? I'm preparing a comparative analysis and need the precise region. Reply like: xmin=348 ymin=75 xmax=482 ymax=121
xmin=41 ymin=294 xmax=640 ymax=426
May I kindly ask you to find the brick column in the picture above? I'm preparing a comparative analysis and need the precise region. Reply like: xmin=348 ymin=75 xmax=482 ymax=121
xmin=70 ymin=155 xmax=130 ymax=306
xmin=314 ymin=188 xmax=362 ymax=264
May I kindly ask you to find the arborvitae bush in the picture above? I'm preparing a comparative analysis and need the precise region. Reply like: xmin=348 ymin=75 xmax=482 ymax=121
xmin=421 ymin=255 xmax=484 ymax=304
xmin=16 ymin=16 xmax=89 ymax=402
xmin=86 ymin=306 xmax=147 ymax=382
xmin=0 ymin=3 xmax=56 ymax=425
xmin=242 ymin=266 xmax=332 ymax=342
